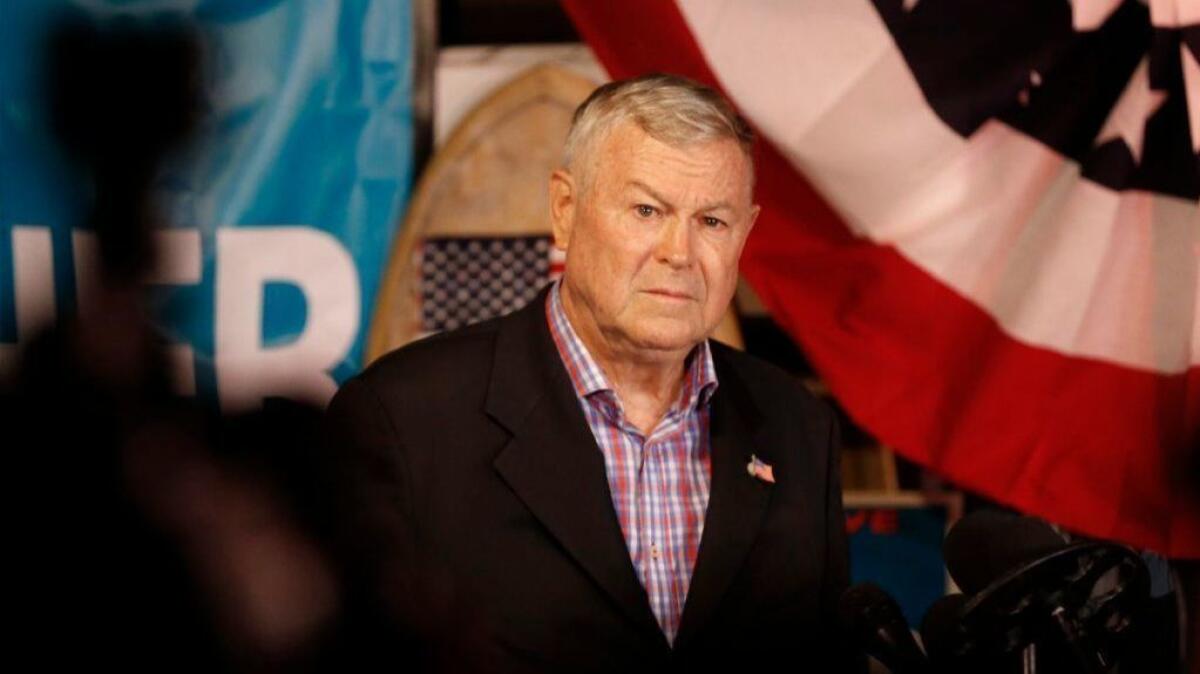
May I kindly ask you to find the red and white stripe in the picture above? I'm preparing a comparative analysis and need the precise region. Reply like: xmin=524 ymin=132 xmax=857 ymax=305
xmin=565 ymin=0 xmax=1200 ymax=557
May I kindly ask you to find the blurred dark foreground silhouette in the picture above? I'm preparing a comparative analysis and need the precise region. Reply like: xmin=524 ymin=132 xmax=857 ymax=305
xmin=2 ymin=13 xmax=456 ymax=672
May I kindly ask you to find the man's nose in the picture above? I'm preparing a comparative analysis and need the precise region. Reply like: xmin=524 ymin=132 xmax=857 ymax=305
xmin=655 ymin=216 xmax=693 ymax=268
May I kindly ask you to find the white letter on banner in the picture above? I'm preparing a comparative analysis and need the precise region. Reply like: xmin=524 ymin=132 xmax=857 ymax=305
xmin=0 ymin=226 xmax=56 ymax=375
xmin=73 ymin=229 xmax=203 ymax=396
xmin=215 ymin=226 xmax=359 ymax=411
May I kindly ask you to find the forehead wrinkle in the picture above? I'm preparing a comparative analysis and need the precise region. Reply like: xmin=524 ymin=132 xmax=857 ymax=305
xmin=579 ymin=121 xmax=754 ymax=208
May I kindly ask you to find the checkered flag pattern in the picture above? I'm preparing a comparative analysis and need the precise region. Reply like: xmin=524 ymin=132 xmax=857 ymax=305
xmin=418 ymin=236 xmax=565 ymax=334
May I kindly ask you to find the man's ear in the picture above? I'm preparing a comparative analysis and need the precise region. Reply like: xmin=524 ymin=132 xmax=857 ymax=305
xmin=735 ymin=204 xmax=761 ymax=260
xmin=747 ymin=204 xmax=761 ymax=235
xmin=549 ymin=168 xmax=576 ymax=251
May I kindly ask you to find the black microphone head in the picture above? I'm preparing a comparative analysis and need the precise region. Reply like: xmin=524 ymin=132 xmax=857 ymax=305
xmin=920 ymin=593 xmax=971 ymax=665
xmin=943 ymin=510 xmax=1068 ymax=594
xmin=838 ymin=582 xmax=905 ymax=634
xmin=838 ymin=583 xmax=928 ymax=674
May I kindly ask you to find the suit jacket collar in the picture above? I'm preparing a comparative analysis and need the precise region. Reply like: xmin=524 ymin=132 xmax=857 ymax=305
xmin=485 ymin=287 xmax=772 ymax=653
xmin=673 ymin=347 xmax=771 ymax=651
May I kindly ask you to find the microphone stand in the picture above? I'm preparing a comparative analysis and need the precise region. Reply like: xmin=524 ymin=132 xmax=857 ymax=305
xmin=1049 ymin=606 xmax=1107 ymax=674
xmin=955 ymin=542 xmax=1149 ymax=674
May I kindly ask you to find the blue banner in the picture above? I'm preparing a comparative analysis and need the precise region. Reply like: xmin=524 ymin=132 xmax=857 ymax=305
xmin=848 ymin=504 xmax=952 ymax=626
xmin=0 ymin=0 xmax=414 ymax=409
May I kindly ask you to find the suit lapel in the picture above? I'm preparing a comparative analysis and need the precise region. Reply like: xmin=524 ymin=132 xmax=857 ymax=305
xmin=673 ymin=348 xmax=771 ymax=651
xmin=486 ymin=292 xmax=667 ymax=646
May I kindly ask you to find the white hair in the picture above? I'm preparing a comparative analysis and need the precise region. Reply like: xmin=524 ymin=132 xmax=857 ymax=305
xmin=562 ymin=73 xmax=755 ymax=184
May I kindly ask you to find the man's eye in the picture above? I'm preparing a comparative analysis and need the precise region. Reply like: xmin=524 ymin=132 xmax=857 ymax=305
xmin=702 ymin=216 xmax=726 ymax=228
xmin=635 ymin=204 xmax=657 ymax=218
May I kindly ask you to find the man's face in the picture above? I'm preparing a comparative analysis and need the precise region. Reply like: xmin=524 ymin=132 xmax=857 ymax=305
xmin=550 ymin=121 xmax=759 ymax=358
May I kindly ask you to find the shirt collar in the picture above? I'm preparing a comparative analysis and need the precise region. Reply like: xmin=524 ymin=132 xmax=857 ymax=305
xmin=545 ymin=281 xmax=719 ymax=413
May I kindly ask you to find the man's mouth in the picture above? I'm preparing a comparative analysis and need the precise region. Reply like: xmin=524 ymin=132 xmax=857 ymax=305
xmin=643 ymin=288 xmax=694 ymax=301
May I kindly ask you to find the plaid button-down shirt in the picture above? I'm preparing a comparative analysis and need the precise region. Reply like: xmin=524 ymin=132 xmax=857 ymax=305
xmin=546 ymin=283 xmax=717 ymax=644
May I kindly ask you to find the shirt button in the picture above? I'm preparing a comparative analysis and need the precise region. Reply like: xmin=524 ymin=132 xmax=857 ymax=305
xmin=650 ymin=543 xmax=661 ymax=561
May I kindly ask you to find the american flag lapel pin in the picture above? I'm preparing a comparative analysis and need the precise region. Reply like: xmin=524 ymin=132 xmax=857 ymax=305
xmin=746 ymin=454 xmax=775 ymax=484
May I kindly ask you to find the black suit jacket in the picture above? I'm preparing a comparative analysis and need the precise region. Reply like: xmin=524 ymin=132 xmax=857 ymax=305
xmin=326 ymin=289 xmax=853 ymax=673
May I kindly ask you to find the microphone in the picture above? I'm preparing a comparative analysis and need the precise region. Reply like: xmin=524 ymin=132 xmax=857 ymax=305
xmin=921 ymin=593 xmax=1024 ymax=674
xmin=920 ymin=593 xmax=1003 ymax=674
xmin=919 ymin=593 xmax=969 ymax=667
xmin=938 ymin=510 xmax=1151 ymax=674
xmin=942 ymin=510 xmax=1068 ymax=594
xmin=837 ymin=582 xmax=929 ymax=674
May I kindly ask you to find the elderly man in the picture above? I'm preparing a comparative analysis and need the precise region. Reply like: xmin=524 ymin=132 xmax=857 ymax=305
xmin=326 ymin=74 xmax=852 ymax=672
